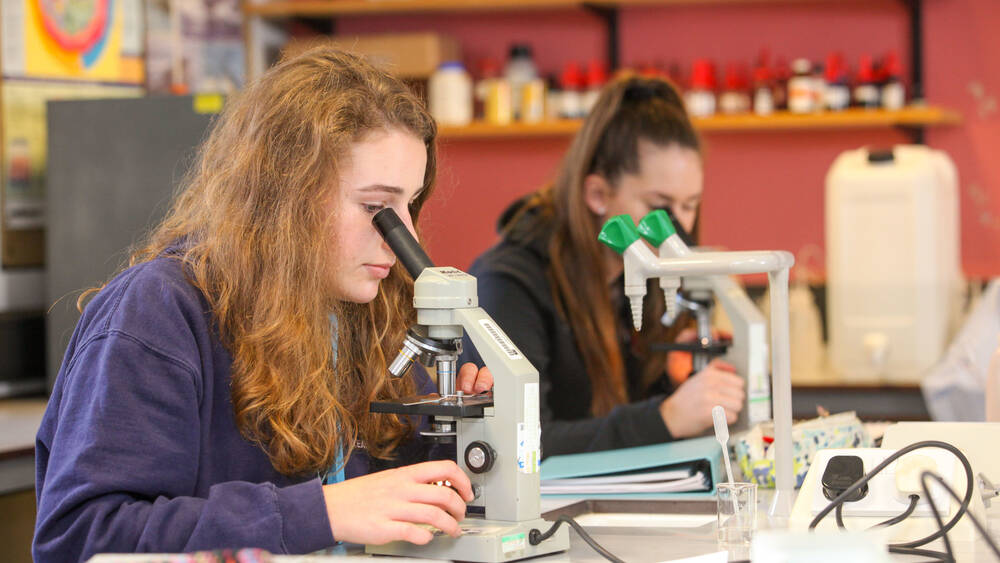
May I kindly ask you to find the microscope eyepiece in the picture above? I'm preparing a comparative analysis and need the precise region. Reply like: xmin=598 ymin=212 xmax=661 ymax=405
xmin=372 ymin=208 xmax=435 ymax=279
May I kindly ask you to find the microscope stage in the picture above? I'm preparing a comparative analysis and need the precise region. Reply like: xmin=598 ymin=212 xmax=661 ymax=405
xmin=370 ymin=393 xmax=494 ymax=418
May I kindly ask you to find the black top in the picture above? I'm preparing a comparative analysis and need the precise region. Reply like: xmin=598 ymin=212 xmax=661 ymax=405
xmin=459 ymin=201 xmax=674 ymax=458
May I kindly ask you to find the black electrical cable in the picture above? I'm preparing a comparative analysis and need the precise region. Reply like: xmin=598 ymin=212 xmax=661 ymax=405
xmin=922 ymin=471 xmax=955 ymax=562
xmin=888 ymin=545 xmax=952 ymax=562
xmin=808 ymin=440 xmax=974 ymax=551
xmin=882 ymin=443 xmax=972 ymax=550
xmin=921 ymin=470 xmax=1000 ymax=561
xmin=873 ymin=494 xmax=920 ymax=529
xmin=835 ymin=494 xmax=920 ymax=532
xmin=529 ymin=515 xmax=625 ymax=563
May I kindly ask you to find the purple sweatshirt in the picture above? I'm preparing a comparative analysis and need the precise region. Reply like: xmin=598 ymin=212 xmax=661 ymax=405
xmin=34 ymin=256 xmax=438 ymax=562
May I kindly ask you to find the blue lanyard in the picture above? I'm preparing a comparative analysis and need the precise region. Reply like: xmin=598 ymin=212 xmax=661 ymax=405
xmin=324 ymin=313 xmax=345 ymax=486
xmin=323 ymin=448 xmax=345 ymax=485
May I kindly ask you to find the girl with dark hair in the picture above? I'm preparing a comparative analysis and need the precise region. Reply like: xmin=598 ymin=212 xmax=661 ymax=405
xmin=34 ymin=47 xmax=492 ymax=561
xmin=460 ymin=73 xmax=744 ymax=458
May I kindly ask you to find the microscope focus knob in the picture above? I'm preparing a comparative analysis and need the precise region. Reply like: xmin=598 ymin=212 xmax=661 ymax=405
xmin=464 ymin=441 xmax=496 ymax=474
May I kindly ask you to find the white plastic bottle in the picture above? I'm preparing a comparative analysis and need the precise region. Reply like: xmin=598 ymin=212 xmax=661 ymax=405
xmin=987 ymin=335 xmax=1000 ymax=422
xmin=428 ymin=61 xmax=473 ymax=126
xmin=825 ymin=145 xmax=961 ymax=383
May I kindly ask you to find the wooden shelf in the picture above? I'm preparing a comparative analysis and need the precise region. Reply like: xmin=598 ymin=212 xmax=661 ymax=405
xmin=243 ymin=0 xmax=860 ymax=17
xmin=438 ymin=119 xmax=583 ymax=139
xmin=244 ymin=0 xmax=582 ymax=17
xmin=438 ymin=107 xmax=962 ymax=139
xmin=698 ymin=107 xmax=961 ymax=131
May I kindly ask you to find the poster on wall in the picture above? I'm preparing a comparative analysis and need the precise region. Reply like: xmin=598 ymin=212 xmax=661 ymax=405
xmin=1 ymin=81 xmax=141 ymax=265
xmin=1 ymin=0 xmax=144 ymax=83
xmin=146 ymin=0 xmax=244 ymax=94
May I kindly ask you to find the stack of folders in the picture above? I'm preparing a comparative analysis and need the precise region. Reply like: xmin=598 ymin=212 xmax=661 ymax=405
xmin=539 ymin=435 xmax=723 ymax=497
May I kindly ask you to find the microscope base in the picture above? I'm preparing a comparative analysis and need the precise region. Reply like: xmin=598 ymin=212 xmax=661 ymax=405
xmin=365 ymin=517 xmax=570 ymax=562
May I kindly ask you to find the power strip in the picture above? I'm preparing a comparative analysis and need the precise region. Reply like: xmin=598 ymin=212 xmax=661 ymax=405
xmin=806 ymin=448 xmax=954 ymax=518
xmin=788 ymin=427 xmax=996 ymax=551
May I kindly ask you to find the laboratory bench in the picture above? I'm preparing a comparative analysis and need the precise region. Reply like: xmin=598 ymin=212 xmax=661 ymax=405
xmin=15 ymin=394 xmax=980 ymax=563
xmin=88 ymin=491 xmax=999 ymax=562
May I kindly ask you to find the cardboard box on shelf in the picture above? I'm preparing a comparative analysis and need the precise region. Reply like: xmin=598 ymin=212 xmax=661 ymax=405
xmin=282 ymin=33 xmax=461 ymax=79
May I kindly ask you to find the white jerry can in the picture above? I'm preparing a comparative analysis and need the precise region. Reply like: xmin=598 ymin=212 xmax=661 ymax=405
xmin=825 ymin=145 xmax=962 ymax=383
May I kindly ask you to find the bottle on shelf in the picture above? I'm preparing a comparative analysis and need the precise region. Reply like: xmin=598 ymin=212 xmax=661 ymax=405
xmin=521 ymin=76 xmax=546 ymax=123
xmin=823 ymin=52 xmax=851 ymax=112
xmin=787 ymin=58 xmax=817 ymax=114
xmin=752 ymin=63 xmax=774 ymax=116
xmin=881 ymin=51 xmax=906 ymax=111
xmin=853 ymin=54 xmax=881 ymax=110
xmin=810 ymin=61 xmax=826 ymax=112
xmin=475 ymin=58 xmax=496 ymax=120
xmin=685 ymin=59 xmax=717 ymax=118
xmin=558 ymin=61 xmax=585 ymax=119
xmin=772 ymin=56 xmax=791 ymax=111
xmin=719 ymin=62 xmax=750 ymax=114
xmin=504 ymin=43 xmax=539 ymax=121
xmin=545 ymin=74 xmax=562 ymax=122
xmin=428 ymin=61 xmax=473 ymax=126
xmin=581 ymin=59 xmax=608 ymax=115
xmin=475 ymin=58 xmax=512 ymax=125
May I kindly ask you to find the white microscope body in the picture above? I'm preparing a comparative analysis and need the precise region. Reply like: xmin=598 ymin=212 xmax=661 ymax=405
xmin=365 ymin=209 xmax=568 ymax=562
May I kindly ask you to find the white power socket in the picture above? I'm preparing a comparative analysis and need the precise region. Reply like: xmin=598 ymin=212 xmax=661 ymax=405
xmin=790 ymin=428 xmax=990 ymax=542
xmin=807 ymin=448 xmax=955 ymax=518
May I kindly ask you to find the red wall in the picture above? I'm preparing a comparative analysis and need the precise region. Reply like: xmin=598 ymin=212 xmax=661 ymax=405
xmin=340 ymin=1 xmax=1000 ymax=278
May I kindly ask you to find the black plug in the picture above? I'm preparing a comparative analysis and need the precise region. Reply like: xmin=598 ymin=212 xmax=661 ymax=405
xmin=822 ymin=455 xmax=869 ymax=502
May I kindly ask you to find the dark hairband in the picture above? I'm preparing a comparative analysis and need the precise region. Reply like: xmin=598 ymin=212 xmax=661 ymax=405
xmin=622 ymin=80 xmax=674 ymax=103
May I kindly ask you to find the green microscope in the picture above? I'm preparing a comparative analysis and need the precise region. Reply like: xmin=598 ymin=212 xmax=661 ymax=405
xmin=365 ymin=208 xmax=569 ymax=562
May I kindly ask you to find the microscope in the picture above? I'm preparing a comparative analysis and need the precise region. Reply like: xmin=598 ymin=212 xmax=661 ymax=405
xmin=599 ymin=210 xmax=796 ymax=517
xmin=644 ymin=211 xmax=772 ymax=431
xmin=365 ymin=208 xmax=569 ymax=562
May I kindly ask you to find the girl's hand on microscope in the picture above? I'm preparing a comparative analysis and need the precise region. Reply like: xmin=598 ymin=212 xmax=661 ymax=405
xmin=457 ymin=363 xmax=493 ymax=395
xmin=674 ymin=326 xmax=732 ymax=343
xmin=322 ymin=460 xmax=474 ymax=545
xmin=666 ymin=327 xmax=733 ymax=384
xmin=658 ymin=358 xmax=745 ymax=438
